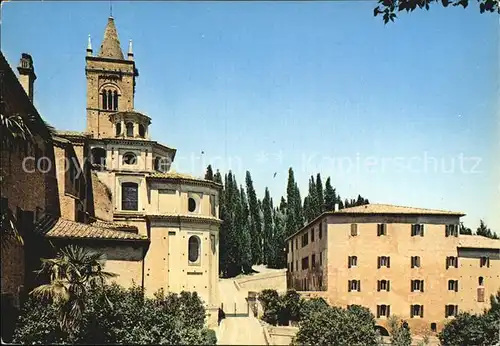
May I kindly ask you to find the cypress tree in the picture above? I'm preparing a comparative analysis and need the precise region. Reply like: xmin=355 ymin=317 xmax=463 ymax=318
xmin=303 ymin=196 xmax=311 ymax=223
xmin=245 ymin=171 xmax=262 ymax=264
xmin=205 ymin=165 xmax=214 ymax=181
xmin=294 ymin=182 xmax=304 ymax=230
xmin=269 ymin=207 xmax=286 ymax=269
xmin=279 ymin=197 xmax=287 ymax=213
xmin=324 ymin=177 xmax=337 ymax=211
xmin=285 ymin=168 xmax=297 ymax=236
xmin=262 ymin=187 xmax=274 ymax=265
xmin=238 ymin=186 xmax=253 ymax=273
xmin=316 ymin=173 xmax=324 ymax=214
xmin=307 ymin=176 xmax=318 ymax=222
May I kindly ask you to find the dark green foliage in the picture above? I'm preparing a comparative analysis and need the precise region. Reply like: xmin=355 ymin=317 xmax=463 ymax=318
xmin=476 ymin=220 xmax=498 ymax=239
xmin=238 ymin=186 xmax=253 ymax=273
xmin=374 ymin=0 xmax=499 ymax=24
xmin=281 ymin=290 xmax=302 ymax=323
xmin=258 ymin=289 xmax=283 ymax=326
xmin=262 ymin=188 xmax=274 ymax=265
xmin=316 ymin=173 xmax=324 ymax=214
xmin=388 ymin=316 xmax=412 ymax=346
xmin=323 ymin=177 xmax=336 ymax=211
xmin=299 ymin=297 xmax=330 ymax=321
xmin=459 ymin=222 xmax=473 ymax=235
xmin=438 ymin=290 xmax=500 ymax=346
xmin=293 ymin=304 xmax=379 ymax=346
xmin=267 ymin=207 xmax=286 ymax=269
xmin=204 ymin=165 xmax=214 ymax=181
xmin=13 ymin=284 xmax=216 ymax=345
xmin=246 ymin=171 xmax=263 ymax=265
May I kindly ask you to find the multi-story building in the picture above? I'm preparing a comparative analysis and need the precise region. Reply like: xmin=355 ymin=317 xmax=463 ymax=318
xmin=286 ymin=204 xmax=500 ymax=335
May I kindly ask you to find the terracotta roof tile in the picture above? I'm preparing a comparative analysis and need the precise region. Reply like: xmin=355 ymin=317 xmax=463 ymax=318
xmin=332 ymin=204 xmax=464 ymax=216
xmin=458 ymin=235 xmax=500 ymax=249
xmin=34 ymin=215 xmax=148 ymax=241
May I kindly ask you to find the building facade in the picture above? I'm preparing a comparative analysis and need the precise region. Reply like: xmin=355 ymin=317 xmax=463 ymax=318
xmin=286 ymin=204 xmax=500 ymax=335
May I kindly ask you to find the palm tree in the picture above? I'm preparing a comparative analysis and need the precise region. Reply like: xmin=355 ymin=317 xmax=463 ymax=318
xmin=30 ymin=245 xmax=116 ymax=335
xmin=0 ymin=205 xmax=23 ymax=250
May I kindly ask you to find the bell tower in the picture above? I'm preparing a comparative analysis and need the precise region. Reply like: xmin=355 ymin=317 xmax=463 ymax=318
xmin=85 ymin=16 xmax=139 ymax=138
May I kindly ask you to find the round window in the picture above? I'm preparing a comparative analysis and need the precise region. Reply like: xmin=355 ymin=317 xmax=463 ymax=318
xmin=123 ymin=152 xmax=137 ymax=165
xmin=188 ymin=197 xmax=196 ymax=212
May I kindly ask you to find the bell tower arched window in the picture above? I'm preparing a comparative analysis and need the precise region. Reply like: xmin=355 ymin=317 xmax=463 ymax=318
xmin=138 ymin=124 xmax=145 ymax=138
xmin=116 ymin=122 xmax=122 ymax=136
xmin=126 ymin=122 xmax=134 ymax=137
xmin=101 ymin=88 xmax=119 ymax=111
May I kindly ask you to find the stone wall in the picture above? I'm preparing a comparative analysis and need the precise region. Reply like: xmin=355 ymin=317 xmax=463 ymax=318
xmin=235 ymin=269 xmax=287 ymax=293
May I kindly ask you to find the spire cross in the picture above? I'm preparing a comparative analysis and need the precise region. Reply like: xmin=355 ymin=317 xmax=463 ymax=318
xmin=109 ymin=0 xmax=113 ymax=17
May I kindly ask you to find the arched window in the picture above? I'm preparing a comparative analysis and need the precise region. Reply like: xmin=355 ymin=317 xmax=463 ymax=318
xmin=102 ymin=90 xmax=108 ymax=110
xmin=116 ymin=122 xmax=122 ymax=136
xmin=154 ymin=156 xmax=169 ymax=173
xmin=122 ymin=152 xmax=137 ymax=165
xmin=188 ymin=197 xmax=197 ymax=212
xmin=126 ymin=122 xmax=134 ymax=137
xmin=138 ymin=124 xmax=145 ymax=138
xmin=113 ymin=90 xmax=119 ymax=110
xmin=188 ymin=236 xmax=200 ymax=263
xmin=122 ymin=182 xmax=138 ymax=211
xmin=479 ymin=276 xmax=484 ymax=286
xmin=90 ymin=147 xmax=106 ymax=167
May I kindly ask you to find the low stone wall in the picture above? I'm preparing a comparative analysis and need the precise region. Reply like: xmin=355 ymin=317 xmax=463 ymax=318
xmin=262 ymin=325 xmax=298 ymax=345
xmin=235 ymin=269 xmax=287 ymax=293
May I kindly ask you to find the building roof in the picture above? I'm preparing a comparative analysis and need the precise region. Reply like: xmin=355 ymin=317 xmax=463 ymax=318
xmin=55 ymin=130 xmax=90 ymax=138
xmin=98 ymin=17 xmax=124 ymax=60
xmin=458 ymin=235 xmax=500 ymax=249
xmin=34 ymin=215 xmax=148 ymax=242
xmin=330 ymin=204 xmax=465 ymax=216
xmin=88 ymin=218 xmax=138 ymax=232
xmin=147 ymin=171 xmax=223 ymax=190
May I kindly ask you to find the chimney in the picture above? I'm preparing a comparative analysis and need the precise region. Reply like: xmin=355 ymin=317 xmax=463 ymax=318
xmin=17 ymin=53 xmax=37 ymax=102
xmin=334 ymin=203 xmax=339 ymax=212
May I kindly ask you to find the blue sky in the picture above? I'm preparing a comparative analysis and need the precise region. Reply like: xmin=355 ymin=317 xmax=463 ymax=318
xmin=1 ymin=1 xmax=498 ymax=231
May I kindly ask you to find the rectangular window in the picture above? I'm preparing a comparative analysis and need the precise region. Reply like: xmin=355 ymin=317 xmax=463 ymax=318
xmin=377 ymin=305 xmax=390 ymax=318
xmin=289 ymin=241 xmax=293 ymax=254
xmin=319 ymin=251 xmax=323 ymax=266
xmin=210 ymin=195 xmax=216 ymax=216
xmin=311 ymin=228 xmax=315 ymax=242
xmin=312 ymin=254 xmax=316 ymax=268
xmin=378 ymin=256 xmax=391 ymax=268
xmin=290 ymin=262 xmax=294 ymax=272
xmin=445 ymin=305 xmax=458 ymax=318
xmin=301 ymin=233 xmax=309 ymax=247
xmin=296 ymin=260 xmax=298 ymax=272
xmin=351 ymin=224 xmax=358 ymax=236
xmin=448 ymin=280 xmax=459 ymax=292
xmin=302 ymin=257 xmax=309 ymax=270
xmin=377 ymin=280 xmax=390 ymax=292
xmin=348 ymin=256 xmax=358 ymax=268
xmin=446 ymin=256 xmax=459 ymax=269
xmin=296 ymin=238 xmax=298 ymax=250
xmin=348 ymin=280 xmax=361 ymax=292
xmin=122 ymin=182 xmax=139 ymax=211
xmin=319 ymin=223 xmax=323 ymax=239
xmin=377 ymin=224 xmax=387 ymax=236
xmin=411 ymin=256 xmax=421 ymax=268
xmin=480 ymin=257 xmax=490 ymax=268
xmin=411 ymin=280 xmax=425 ymax=292
xmin=446 ymin=224 xmax=459 ymax=237
xmin=411 ymin=224 xmax=424 ymax=237
xmin=410 ymin=305 xmax=424 ymax=318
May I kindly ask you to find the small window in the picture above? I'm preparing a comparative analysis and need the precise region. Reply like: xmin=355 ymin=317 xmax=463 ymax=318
xmin=122 ymin=152 xmax=137 ymax=165
xmin=411 ymin=224 xmax=424 ymax=237
xmin=377 ymin=304 xmax=390 ymax=318
xmin=301 ymin=233 xmax=309 ymax=247
xmin=446 ymin=224 xmax=458 ymax=237
xmin=445 ymin=305 xmax=458 ymax=318
xmin=378 ymin=256 xmax=390 ymax=268
xmin=290 ymin=261 xmax=294 ymax=272
xmin=430 ymin=323 xmax=437 ymax=333
xmin=448 ymin=280 xmax=458 ymax=292
xmin=311 ymin=254 xmax=316 ymax=268
xmin=348 ymin=256 xmax=358 ymax=268
xmin=411 ymin=280 xmax=424 ymax=292
xmin=446 ymin=256 xmax=458 ymax=269
xmin=478 ymin=276 xmax=484 ymax=286
xmin=113 ymin=90 xmax=119 ymax=110
xmin=91 ymin=147 xmax=106 ymax=167
xmin=138 ymin=123 xmax=145 ymax=138
xmin=348 ymin=279 xmax=361 ymax=292
xmin=302 ymin=256 xmax=309 ymax=270
xmin=126 ymin=122 xmax=134 ymax=137
xmin=188 ymin=197 xmax=197 ymax=212
xmin=377 ymin=224 xmax=387 ymax=236
xmin=116 ymin=122 xmax=122 ymax=136
xmin=319 ymin=251 xmax=323 ymax=266
xmin=378 ymin=280 xmax=390 ymax=292
xmin=107 ymin=90 xmax=113 ymax=110
xmin=295 ymin=238 xmax=298 ymax=250
xmin=410 ymin=304 xmax=423 ymax=318
xmin=411 ymin=256 xmax=421 ymax=268
xmin=210 ymin=195 xmax=216 ymax=216
xmin=121 ymin=182 xmax=138 ymax=211
xmin=480 ymin=257 xmax=490 ymax=268
xmin=319 ymin=223 xmax=323 ymax=239
xmin=102 ymin=89 xmax=108 ymax=110
xmin=188 ymin=236 xmax=201 ymax=263
xmin=351 ymin=224 xmax=358 ymax=236
xmin=311 ymin=228 xmax=315 ymax=242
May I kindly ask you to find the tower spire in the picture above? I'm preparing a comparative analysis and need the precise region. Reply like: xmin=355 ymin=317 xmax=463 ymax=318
xmin=86 ymin=34 xmax=93 ymax=56
xmin=98 ymin=16 xmax=124 ymax=60
xmin=127 ymin=39 xmax=134 ymax=60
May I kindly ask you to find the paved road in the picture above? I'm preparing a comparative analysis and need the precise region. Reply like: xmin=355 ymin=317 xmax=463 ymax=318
xmin=217 ymin=277 xmax=267 ymax=345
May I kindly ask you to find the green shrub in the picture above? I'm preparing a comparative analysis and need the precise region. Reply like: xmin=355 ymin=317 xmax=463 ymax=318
xmin=258 ymin=289 xmax=283 ymax=325
xmin=388 ymin=315 xmax=412 ymax=346
xmin=299 ymin=297 xmax=329 ymax=321
xmin=13 ymin=283 xmax=215 ymax=345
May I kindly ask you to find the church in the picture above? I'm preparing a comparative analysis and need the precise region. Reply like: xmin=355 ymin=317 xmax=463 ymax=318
xmin=3 ymin=16 xmax=222 ymax=327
